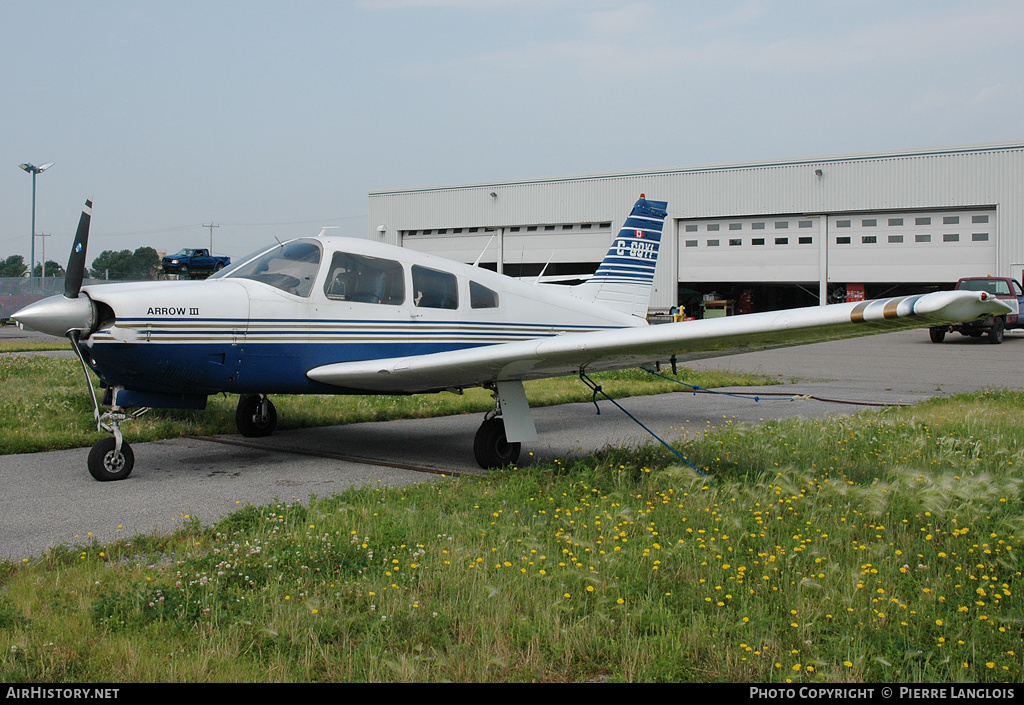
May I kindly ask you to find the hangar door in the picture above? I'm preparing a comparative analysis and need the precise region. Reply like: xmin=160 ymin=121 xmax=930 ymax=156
xmin=826 ymin=208 xmax=997 ymax=282
xmin=678 ymin=208 xmax=997 ymax=285
xmin=401 ymin=222 xmax=614 ymax=279
xmin=678 ymin=216 xmax=822 ymax=283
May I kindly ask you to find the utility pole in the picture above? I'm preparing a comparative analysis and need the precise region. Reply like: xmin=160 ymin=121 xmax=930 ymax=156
xmin=203 ymin=223 xmax=219 ymax=253
xmin=35 ymin=232 xmax=50 ymax=277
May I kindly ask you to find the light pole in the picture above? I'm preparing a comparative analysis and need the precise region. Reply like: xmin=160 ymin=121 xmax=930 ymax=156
xmin=19 ymin=162 xmax=55 ymax=280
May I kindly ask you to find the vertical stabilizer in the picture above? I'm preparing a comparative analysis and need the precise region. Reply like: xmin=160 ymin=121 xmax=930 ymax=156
xmin=571 ymin=195 xmax=668 ymax=319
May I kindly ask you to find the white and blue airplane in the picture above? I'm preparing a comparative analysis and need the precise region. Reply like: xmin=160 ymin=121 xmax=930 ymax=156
xmin=13 ymin=196 xmax=1011 ymax=481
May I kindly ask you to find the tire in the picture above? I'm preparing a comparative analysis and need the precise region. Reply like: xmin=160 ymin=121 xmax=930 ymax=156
xmin=929 ymin=327 xmax=946 ymax=344
xmin=179 ymin=264 xmax=189 ymax=279
xmin=473 ymin=417 xmax=521 ymax=469
xmin=989 ymin=317 xmax=1005 ymax=344
xmin=236 ymin=394 xmax=277 ymax=437
xmin=215 ymin=262 xmax=225 ymax=271
xmin=87 ymin=437 xmax=135 ymax=481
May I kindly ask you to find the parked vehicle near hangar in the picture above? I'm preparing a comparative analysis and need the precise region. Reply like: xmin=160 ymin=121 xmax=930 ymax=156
xmin=929 ymin=276 xmax=1024 ymax=344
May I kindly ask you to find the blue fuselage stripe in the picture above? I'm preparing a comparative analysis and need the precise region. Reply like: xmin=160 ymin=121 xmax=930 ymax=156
xmin=86 ymin=340 xmax=498 ymax=396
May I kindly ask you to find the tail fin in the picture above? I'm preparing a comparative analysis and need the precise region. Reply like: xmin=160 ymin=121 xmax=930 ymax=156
xmin=571 ymin=194 xmax=668 ymax=319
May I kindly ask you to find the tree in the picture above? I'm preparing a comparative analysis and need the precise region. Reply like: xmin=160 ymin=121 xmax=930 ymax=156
xmin=89 ymin=247 xmax=160 ymax=280
xmin=89 ymin=250 xmax=132 ymax=280
xmin=129 ymin=247 xmax=160 ymax=280
xmin=33 ymin=260 xmax=65 ymax=278
xmin=0 ymin=255 xmax=27 ymax=278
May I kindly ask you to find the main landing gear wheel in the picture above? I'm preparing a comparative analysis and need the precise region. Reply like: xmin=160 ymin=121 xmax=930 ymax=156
xmin=236 ymin=394 xmax=278 ymax=437
xmin=473 ymin=417 xmax=521 ymax=469
xmin=87 ymin=437 xmax=135 ymax=482
xmin=929 ymin=327 xmax=946 ymax=343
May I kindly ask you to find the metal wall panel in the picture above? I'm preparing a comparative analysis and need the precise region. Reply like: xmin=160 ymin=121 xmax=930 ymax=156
xmin=368 ymin=143 xmax=1024 ymax=310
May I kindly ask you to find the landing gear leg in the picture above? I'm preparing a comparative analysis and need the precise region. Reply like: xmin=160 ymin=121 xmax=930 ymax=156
xmin=68 ymin=331 xmax=147 ymax=481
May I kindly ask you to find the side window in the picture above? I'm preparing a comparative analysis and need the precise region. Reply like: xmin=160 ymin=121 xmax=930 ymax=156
xmin=323 ymin=252 xmax=404 ymax=305
xmin=469 ymin=280 xmax=499 ymax=309
xmin=412 ymin=265 xmax=459 ymax=309
xmin=1013 ymin=280 xmax=1023 ymax=297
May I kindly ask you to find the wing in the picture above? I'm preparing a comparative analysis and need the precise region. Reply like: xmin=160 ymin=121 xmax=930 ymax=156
xmin=307 ymin=290 xmax=1010 ymax=394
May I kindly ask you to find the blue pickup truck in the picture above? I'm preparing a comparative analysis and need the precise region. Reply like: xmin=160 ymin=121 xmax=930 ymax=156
xmin=929 ymin=276 xmax=1024 ymax=344
xmin=162 ymin=248 xmax=230 ymax=279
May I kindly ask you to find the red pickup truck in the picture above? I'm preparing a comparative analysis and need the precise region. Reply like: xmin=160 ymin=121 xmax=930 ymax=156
xmin=929 ymin=276 xmax=1023 ymax=344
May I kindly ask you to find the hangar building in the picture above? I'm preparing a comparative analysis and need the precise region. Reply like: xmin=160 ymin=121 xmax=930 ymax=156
xmin=367 ymin=142 xmax=1024 ymax=316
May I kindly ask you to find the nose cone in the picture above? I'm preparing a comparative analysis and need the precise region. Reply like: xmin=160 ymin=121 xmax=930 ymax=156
xmin=11 ymin=294 xmax=96 ymax=338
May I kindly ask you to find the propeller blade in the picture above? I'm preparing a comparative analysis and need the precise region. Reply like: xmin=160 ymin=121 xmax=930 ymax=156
xmin=64 ymin=197 xmax=93 ymax=299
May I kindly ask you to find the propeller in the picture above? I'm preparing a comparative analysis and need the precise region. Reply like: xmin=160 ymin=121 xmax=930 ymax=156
xmin=64 ymin=197 xmax=92 ymax=298
xmin=10 ymin=197 xmax=97 ymax=337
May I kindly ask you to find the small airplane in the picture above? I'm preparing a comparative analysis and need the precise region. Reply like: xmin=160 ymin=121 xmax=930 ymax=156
xmin=13 ymin=195 xmax=1011 ymax=481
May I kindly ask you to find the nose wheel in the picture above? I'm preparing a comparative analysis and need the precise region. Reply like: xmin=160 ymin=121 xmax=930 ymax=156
xmin=87 ymin=436 xmax=135 ymax=481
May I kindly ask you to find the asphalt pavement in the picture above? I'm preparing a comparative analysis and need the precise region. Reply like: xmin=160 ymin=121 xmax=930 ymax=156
xmin=2 ymin=323 xmax=1021 ymax=560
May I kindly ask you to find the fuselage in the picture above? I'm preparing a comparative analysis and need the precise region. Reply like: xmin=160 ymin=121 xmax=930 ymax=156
xmin=77 ymin=236 xmax=645 ymax=399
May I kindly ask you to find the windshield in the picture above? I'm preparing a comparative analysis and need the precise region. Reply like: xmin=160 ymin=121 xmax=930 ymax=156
xmin=222 ymin=239 xmax=322 ymax=297
xmin=209 ymin=244 xmax=270 ymax=279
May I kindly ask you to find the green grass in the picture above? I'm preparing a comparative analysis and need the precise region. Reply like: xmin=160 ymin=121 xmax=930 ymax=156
xmin=0 ymin=390 xmax=1021 ymax=682
xmin=0 ymin=341 xmax=70 ymax=353
xmin=0 ymin=355 xmax=774 ymax=455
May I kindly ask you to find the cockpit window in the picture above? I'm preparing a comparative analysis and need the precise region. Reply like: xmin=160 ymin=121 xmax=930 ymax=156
xmin=324 ymin=251 xmax=405 ymax=305
xmin=225 ymin=239 xmax=322 ymax=297
xmin=412 ymin=265 xmax=459 ymax=309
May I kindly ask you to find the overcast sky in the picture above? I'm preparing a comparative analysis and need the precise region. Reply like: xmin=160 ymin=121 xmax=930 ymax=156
xmin=3 ymin=0 xmax=1023 ymax=265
